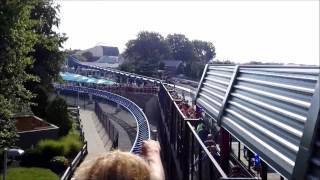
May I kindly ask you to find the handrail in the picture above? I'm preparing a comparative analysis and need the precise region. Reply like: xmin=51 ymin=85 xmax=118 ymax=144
xmin=186 ymin=121 xmax=227 ymax=178
xmin=54 ymin=83 xmax=150 ymax=155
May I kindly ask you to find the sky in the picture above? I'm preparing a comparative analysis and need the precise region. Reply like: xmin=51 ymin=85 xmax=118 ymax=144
xmin=56 ymin=0 xmax=319 ymax=65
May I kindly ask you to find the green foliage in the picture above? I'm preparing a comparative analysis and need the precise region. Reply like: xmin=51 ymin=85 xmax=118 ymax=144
xmin=166 ymin=34 xmax=194 ymax=61
xmin=60 ymin=132 xmax=82 ymax=158
xmin=37 ymin=131 xmax=82 ymax=159
xmin=0 ymin=0 xmax=67 ymax=149
xmin=27 ymin=0 xmax=67 ymax=88
xmin=37 ymin=140 xmax=65 ymax=160
xmin=0 ymin=167 xmax=59 ymax=180
xmin=46 ymin=97 xmax=72 ymax=136
xmin=30 ymin=85 xmax=49 ymax=119
xmin=0 ymin=0 xmax=39 ymax=149
xmin=122 ymin=31 xmax=215 ymax=80
xmin=122 ymin=31 xmax=171 ymax=76
xmin=20 ymin=131 xmax=82 ymax=169
xmin=49 ymin=156 xmax=69 ymax=173
xmin=192 ymin=40 xmax=216 ymax=63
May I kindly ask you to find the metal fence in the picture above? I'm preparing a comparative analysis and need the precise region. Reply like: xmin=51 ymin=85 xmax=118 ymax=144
xmin=94 ymin=102 xmax=119 ymax=149
xmin=158 ymin=83 xmax=255 ymax=180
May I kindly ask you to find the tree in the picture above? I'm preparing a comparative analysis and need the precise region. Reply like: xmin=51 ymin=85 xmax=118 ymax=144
xmin=122 ymin=31 xmax=171 ymax=76
xmin=25 ymin=0 xmax=67 ymax=120
xmin=26 ymin=0 xmax=67 ymax=89
xmin=30 ymin=85 xmax=49 ymax=119
xmin=46 ymin=97 xmax=71 ymax=136
xmin=166 ymin=34 xmax=194 ymax=61
xmin=192 ymin=40 xmax=216 ymax=63
xmin=0 ymin=0 xmax=67 ymax=148
xmin=0 ymin=0 xmax=38 ymax=148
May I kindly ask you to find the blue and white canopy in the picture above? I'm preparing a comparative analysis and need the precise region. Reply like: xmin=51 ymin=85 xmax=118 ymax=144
xmin=60 ymin=72 xmax=115 ymax=85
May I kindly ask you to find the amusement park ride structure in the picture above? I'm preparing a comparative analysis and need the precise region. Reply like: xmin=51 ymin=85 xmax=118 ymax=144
xmin=61 ymin=56 xmax=319 ymax=180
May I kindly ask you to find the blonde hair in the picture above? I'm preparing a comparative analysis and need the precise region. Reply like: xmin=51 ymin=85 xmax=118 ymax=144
xmin=74 ymin=150 xmax=151 ymax=180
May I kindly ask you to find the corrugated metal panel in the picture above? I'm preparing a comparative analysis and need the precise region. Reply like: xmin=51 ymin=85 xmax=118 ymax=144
xmin=195 ymin=65 xmax=236 ymax=121
xmin=195 ymin=64 xmax=320 ymax=179
xmin=222 ymin=66 xmax=319 ymax=178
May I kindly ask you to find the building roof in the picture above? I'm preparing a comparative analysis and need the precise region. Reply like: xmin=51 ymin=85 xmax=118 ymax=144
xmin=15 ymin=115 xmax=58 ymax=132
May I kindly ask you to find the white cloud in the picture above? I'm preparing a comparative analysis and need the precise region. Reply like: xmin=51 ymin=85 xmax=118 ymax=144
xmin=56 ymin=0 xmax=319 ymax=65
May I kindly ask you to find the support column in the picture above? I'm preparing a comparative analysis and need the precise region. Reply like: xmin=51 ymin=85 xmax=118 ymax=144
xmin=260 ymin=160 xmax=268 ymax=180
xmin=220 ymin=127 xmax=230 ymax=174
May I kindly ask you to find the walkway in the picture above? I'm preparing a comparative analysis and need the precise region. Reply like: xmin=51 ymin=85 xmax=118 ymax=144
xmin=61 ymin=94 xmax=134 ymax=157
xmin=80 ymin=107 xmax=111 ymax=161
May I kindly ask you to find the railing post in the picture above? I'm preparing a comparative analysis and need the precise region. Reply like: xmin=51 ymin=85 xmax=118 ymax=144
xmin=260 ymin=160 xmax=268 ymax=180
xmin=220 ymin=127 xmax=231 ymax=174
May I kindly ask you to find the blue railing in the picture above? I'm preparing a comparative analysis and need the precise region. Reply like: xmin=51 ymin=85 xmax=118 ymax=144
xmin=53 ymin=83 xmax=151 ymax=154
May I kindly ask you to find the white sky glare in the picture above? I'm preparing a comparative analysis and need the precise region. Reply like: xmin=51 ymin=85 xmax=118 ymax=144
xmin=56 ymin=0 xmax=319 ymax=65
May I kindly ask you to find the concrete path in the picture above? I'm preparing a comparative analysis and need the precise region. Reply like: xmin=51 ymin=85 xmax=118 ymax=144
xmin=60 ymin=94 xmax=137 ymax=154
xmin=80 ymin=108 xmax=111 ymax=161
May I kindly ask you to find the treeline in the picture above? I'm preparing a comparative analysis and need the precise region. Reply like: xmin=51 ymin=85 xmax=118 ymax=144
xmin=0 ymin=0 xmax=67 ymax=148
xmin=120 ymin=31 xmax=216 ymax=80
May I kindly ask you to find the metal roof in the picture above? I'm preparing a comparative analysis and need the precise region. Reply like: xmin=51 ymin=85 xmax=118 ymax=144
xmin=195 ymin=64 xmax=320 ymax=179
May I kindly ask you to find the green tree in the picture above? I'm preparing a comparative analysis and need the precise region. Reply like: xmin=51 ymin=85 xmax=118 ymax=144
xmin=30 ymin=85 xmax=48 ymax=119
xmin=0 ymin=0 xmax=67 ymax=148
xmin=0 ymin=0 xmax=38 ymax=148
xmin=192 ymin=40 xmax=216 ymax=63
xmin=46 ymin=97 xmax=71 ymax=136
xmin=26 ymin=0 xmax=67 ymax=89
xmin=166 ymin=34 xmax=194 ymax=61
xmin=25 ymin=0 xmax=67 ymax=119
xmin=122 ymin=31 xmax=171 ymax=76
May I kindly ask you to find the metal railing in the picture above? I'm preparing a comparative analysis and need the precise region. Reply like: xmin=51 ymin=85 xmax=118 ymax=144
xmin=94 ymin=102 xmax=119 ymax=149
xmin=158 ymin=83 xmax=258 ymax=180
xmin=60 ymin=142 xmax=88 ymax=180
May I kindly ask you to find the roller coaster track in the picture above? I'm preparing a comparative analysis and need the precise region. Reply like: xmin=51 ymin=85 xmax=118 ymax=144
xmin=67 ymin=55 xmax=197 ymax=94
xmin=53 ymin=84 xmax=150 ymax=155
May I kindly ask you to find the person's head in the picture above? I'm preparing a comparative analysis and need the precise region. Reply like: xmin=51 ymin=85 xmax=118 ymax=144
xmin=74 ymin=150 xmax=150 ymax=180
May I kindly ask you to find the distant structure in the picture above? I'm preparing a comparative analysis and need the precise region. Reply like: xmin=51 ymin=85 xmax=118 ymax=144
xmin=102 ymin=46 xmax=119 ymax=56
xmin=162 ymin=60 xmax=183 ymax=76
xmin=83 ymin=45 xmax=119 ymax=57
xmin=75 ymin=45 xmax=123 ymax=68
